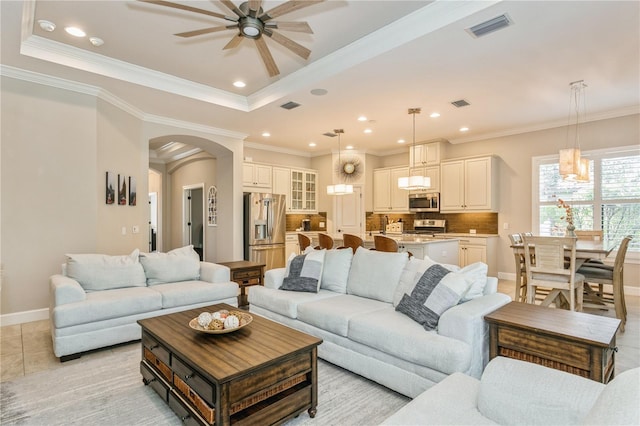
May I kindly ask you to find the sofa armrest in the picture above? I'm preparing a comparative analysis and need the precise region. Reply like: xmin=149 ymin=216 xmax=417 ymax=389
xmin=478 ymin=357 xmax=604 ymax=425
xmin=264 ymin=268 xmax=285 ymax=289
xmin=438 ymin=292 xmax=512 ymax=378
xmin=50 ymin=274 xmax=86 ymax=306
xmin=483 ymin=277 xmax=498 ymax=295
xmin=199 ymin=262 xmax=230 ymax=283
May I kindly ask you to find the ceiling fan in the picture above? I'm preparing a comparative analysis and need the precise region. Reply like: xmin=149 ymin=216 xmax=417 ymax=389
xmin=139 ymin=0 xmax=324 ymax=77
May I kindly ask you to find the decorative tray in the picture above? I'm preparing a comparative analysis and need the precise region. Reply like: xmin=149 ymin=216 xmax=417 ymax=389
xmin=188 ymin=311 xmax=253 ymax=334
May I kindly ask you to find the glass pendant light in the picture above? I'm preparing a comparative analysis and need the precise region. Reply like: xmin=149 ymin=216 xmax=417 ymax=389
xmin=326 ymin=129 xmax=353 ymax=195
xmin=560 ymin=80 xmax=589 ymax=182
xmin=398 ymin=108 xmax=431 ymax=190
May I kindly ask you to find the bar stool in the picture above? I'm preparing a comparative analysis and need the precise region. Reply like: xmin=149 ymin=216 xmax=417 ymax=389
xmin=318 ymin=233 xmax=334 ymax=250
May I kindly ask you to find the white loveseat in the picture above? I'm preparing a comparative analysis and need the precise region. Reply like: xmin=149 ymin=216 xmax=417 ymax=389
xmin=383 ymin=356 xmax=640 ymax=425
xmin=49 ymin=246 xmax=239 ymax=360
xmin=248 ymin=247 xmax=511 ymax=398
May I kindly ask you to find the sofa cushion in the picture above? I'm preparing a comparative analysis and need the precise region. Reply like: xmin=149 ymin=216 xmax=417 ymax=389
xmin=248 ymin=286 xmax=340 ymax=319
xmin=584 ymin=367 xmax=640 ymax=425
xmin=65 ymin=249 xmax=147 ymax=292
xmin=320 ymin=249 xmax=353 ymax=293
xmin=477 ymin=357 xmax=604 ymax=425
xmin=281 ymin=249 xmax=326 ymax=292
xmin=396 ymin=264 xmax=472 ymax=331
xmin=459 ymin=262 xmax=489 ymax=302
xmin=348 ymin=306 xmax=471 ymax=374
xmin=297 ymin=294 xmax=388 ymax=337
xmin=52 ymin=287 xmax=162 ymax=328
xmin=347 ymin=248 xmax=408 ymax=303
xmin=149 ymin=280 xmax=239 ymax=309
xmin=140 ymin=245 xmax=201 ymax=285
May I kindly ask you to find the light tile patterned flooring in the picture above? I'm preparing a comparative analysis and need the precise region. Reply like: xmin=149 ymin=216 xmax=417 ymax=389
xmin=1 ymin=280 xmax=639 ymax=382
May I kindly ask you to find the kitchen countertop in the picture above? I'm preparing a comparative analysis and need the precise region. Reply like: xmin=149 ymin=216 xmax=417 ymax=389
xmin=287 ymin=231 xmax=498 ymax=240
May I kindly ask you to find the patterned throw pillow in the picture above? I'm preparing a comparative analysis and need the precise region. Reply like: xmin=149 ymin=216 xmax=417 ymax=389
xmin=281 ymin=249 xmax=326 ymax=293
xmin=395 ymin=264 xmax=472 ymax=330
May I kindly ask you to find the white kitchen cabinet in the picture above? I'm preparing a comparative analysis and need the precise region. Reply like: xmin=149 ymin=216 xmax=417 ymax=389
xmin=440 ymin=156 xmax=497 ymax=212
xmin=290 ymin=169 xmax=317 ymax=212
xmin=409 ymin=166 xmax=440 ymax=193
xmin=373 ymin=167 xmax=409 ymax=213
xmin=272 ymin=166 xmax=291 ymax=208
xmin=409 ymin=142 xmax=441 ymax=166
xmin=243 ymin=163 xmax=272 ymax=191
xmin=456 ymin=235 xmax=498 ymax=276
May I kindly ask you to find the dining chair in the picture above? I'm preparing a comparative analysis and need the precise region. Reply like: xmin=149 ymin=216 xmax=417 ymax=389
xmin=298 ymin=233 xmax=312 ymax=253
xmin=578 ymin=236 xmax=632 ymax=331
xmin=523 ymin=235 xmax=584 ymax=311
xmin=508 ymin=233 xmax=527 ymax=302
xmin=373 ymin=235 xmax=399 ymax=252
xmin=318 ymin=233 xmax=334 ymax=250
xmin=339 ymin=233 xmax=364 ymax=254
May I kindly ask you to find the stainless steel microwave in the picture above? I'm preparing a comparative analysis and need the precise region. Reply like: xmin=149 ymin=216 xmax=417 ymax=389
xmin=409 ymin=193 xmax=440 ymax=212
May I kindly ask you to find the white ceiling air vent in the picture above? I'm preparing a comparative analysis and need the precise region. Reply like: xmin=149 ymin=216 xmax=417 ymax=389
xmin=466 ymin=14 xmax=512 ymax=38
xmin=451 ymin=99 xmax=470 ymax=108
xmin=280 ymin=101 xmax=301 ymax=110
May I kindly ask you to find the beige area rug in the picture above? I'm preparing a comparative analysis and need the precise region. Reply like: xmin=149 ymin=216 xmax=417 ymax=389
xmin=1 ymin=343 xmax=409 ymax=425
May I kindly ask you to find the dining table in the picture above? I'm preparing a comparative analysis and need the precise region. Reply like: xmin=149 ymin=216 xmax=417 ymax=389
xmin=511 ymin=239 xmax=614 ymax=270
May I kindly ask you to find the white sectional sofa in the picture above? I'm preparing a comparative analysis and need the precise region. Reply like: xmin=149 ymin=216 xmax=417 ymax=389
xmin=382 ymin=356 xmax=640 ymax=425
xmin=248 ymin=247 xmax=511 ymax=398
xmin=49 ymin=246 xmax=239 ymax=361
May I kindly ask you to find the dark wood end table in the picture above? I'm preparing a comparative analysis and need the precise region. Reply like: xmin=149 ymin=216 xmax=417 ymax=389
xmin=139 ymin=304 xmax=322 ymax=425
xmin=484 ymin=302 xmax=620 ymax=383
xmin=218 ymin=261 xmax=265 ymax=308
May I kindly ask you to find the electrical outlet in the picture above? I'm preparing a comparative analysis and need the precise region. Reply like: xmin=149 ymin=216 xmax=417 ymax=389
xmin=319 ymin=221 xmax=325 ymax=228
xmin=121 ymin=226 xmax=127 ymax=235
xmin=469 ymin=229 xmax=477 ymax=234
xmin=503 ymin=222 xmax=510 ymax=230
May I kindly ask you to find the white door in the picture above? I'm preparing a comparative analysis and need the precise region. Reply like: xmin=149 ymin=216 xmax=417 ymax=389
xmin=334 ymin=186 xmax=363 ymax=235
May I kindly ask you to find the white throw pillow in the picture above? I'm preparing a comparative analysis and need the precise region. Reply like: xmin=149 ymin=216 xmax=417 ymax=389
xmin=347 ymin=248 xmax=408 ymax=303
xmin=458 ymin=262 xmax=489 ymax=302
xmin=320 ymin=249 xmax=353 ymax=293
xmin=139 ymin=245 xmax=201 ymax=285
xmin=66 ymin=249 xmax=146 ymax=292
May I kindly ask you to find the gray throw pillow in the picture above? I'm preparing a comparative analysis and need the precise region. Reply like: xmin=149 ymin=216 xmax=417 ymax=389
xmin=281 ymin=249 xmax=326 ymax=293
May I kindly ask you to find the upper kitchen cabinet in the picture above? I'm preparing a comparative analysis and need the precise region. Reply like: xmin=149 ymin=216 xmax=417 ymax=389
xmin=272 ymin=166 xmax=291 ymax=202
xmin=440 ymin=156 xmax=498 ymax=212
xmin=243 ymin=162 xmax=272 ymax=191
xmin=373 ymin=166 xmax=409 ymax=213
xmin=409 ymin=142 xmax=441 ymax=166
xmin=409 ymin=166 xmax=440 ymax=193
xmin=290 ymin=168 xmax=317 ymax=213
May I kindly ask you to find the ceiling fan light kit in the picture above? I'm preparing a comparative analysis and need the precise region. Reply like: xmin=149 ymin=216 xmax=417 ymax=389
xmin=140 ymin=0 xmax=323 ymax=77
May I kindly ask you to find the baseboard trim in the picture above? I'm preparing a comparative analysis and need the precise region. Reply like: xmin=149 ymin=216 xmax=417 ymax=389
xmin=0 ymin=308 xmax=49 ymax=326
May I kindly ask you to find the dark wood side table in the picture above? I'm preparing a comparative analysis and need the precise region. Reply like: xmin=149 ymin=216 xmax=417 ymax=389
xmin=218 ymin=261 xmax=265 ymax=308
xmin=484 ymin=302 xmax=620 ymax=383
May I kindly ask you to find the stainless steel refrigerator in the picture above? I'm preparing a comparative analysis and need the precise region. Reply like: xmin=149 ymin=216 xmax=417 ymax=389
xmin=243 ymin=192 xmax=286 ymax=271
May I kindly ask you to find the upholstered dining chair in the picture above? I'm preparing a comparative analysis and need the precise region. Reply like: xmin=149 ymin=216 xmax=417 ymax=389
xmin=508 ymin=233 xmax=527 ymax=302
xmin=318 ymin=233 xmax=334 ymax=250
xmin=297 ymin=233 xmax=312 ymax=253
xmin=523 ymin=235 xmax=584 ymax=312
xmin=373 ymin=235 xmax=399 ymax=252
xmin=339 ymin=233 xmax=364 ymax=253
xmin=579 ymin=236 xmax=632 ymax=331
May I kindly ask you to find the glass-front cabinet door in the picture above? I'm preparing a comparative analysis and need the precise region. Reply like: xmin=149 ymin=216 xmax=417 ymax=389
xmin=290 ymin=169 xmax=317 ymax=212
xmin=305 ymin=172 xmax=316 ymax=211
xmin=291 ymin=170 xmax=304 ymax=210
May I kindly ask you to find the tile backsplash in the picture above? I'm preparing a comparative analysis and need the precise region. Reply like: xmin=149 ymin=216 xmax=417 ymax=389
xmin=367 ymin=212 xmax=498 ymax=234
xmin=286 ymin=213 xmax=327 ymax=232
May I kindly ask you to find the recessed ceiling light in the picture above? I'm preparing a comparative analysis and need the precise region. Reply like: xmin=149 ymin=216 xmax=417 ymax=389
xmin=460 ymin=127 xmax=469 ymax=132
xmin=262 ymin=132 xmax=270 ymax=137
xmin=37 ymin=20 xmax=56 ymax=32
xmin=345 ymin=145 xmax=354 ymax=150
xmin=364 ymin=128 xmax=372 ymax=134
xmin=430 ymin=112 xmax=440 ymax=118
xmin=89 ymin=37 xmax=104 ymax=47
xmin=233 ymin=81 xmax=246 ymax=88
xmin=310 ymin=88 xmax=328 ymax=96
xmin=65 ymin=26 xmax=86 ymax=37
xmin=357 ymin=116 xmax=367 ymax=122
xmin=308 ymin=142 xmax=316 ymax=147
xmin=397 ymin=139 xmax=406 ymax=144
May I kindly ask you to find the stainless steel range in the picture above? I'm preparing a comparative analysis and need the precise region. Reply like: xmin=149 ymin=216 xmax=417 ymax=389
xmin=407 ymin=219 xmax=446 ymax=236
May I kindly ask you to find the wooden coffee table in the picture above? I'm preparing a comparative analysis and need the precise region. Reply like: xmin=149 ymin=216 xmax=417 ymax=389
xmin=485 ymin=302 xmax=620 ymax=383
xmin=138 ymin=304 xmax=322 ymax=425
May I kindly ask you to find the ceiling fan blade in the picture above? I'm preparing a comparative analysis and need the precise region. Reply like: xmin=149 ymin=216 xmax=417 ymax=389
xmin=260 ymin=0 xmax=324 ymax=22
xmin=254 ymin=37 xmax=280 ymax=77
xmin=248 ymin=0 xmax=262 ymax=18
xmin=223 ymin=33 xmax=244 ymax=50
xmin=264 ymin=29 xmax=310 ymax=60
xmin=265 ymin=21 xmax=313 ymax=34
xmin=219 ymin=0 xmax=245 ymax=18
xmin=137 ymin=0 xmax=236 ymax=21
xmin=174 ymin=26 xmax=231 ymax=38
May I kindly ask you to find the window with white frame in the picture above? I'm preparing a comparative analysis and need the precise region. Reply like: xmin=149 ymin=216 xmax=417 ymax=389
xmin=533 ymin=145 xmax=640 ymax=253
